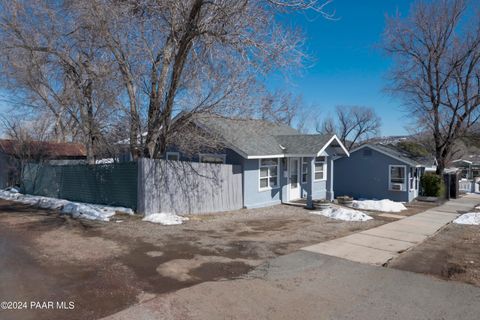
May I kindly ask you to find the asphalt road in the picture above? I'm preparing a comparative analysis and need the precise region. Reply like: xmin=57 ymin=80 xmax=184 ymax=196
xmin=104 ymin=250 xmax=480 ymax=320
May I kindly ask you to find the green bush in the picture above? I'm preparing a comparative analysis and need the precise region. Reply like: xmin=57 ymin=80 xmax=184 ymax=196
xmin=420 ymin=173 xmax=445 ymax=197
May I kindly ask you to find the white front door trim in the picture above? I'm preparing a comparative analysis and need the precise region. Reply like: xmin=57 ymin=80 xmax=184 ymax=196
xmin=289 ymin=157 xmax=301 ymax=200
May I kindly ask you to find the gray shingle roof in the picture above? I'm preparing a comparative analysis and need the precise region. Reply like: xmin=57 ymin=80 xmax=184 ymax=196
xmin=192 ymin=115 xmax=338 ymax=158
xmin=368 ymin=144 xmax=434 ymax=167
xmin=275 ymin=135 xmax=332 ymax=155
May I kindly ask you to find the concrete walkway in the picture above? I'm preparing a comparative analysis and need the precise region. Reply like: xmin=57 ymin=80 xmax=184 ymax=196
xmin=302 ymin=194 xmax=480 ymax=265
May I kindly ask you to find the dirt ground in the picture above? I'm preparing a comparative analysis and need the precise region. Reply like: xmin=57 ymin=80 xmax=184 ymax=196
xmin=388 ymin=223 xmax=480 ymax=287
xmin=0 ymin=200 xmax=387 ymax=320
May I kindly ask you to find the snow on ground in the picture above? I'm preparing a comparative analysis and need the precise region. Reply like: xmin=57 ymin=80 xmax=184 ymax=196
xmin=0 ymin=189 xmax=133 ymax=221
xmin=453 ymin=212 xmax=480 ymax=225
xmin=311 ymin=205 xmax=372 ymax=222
xmin=142 ymin=212 xmax=189 ymax=225
xmin=351 ymin=199 xmax=407 ymax=212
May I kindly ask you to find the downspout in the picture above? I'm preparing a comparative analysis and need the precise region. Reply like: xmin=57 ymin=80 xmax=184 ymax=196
xmin=329 ymin=157 xmax=334 ymax=201
xmin=306 ymin=156 xmax=315 ymax=209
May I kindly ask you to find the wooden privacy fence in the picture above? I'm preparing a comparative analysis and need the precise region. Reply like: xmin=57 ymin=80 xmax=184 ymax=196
xmin=138 ymin=158 xmax=243 ymax=215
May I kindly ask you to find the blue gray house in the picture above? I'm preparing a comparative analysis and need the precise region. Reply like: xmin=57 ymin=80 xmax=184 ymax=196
xmin=334 ymin=144 xmax=428 ymax=202
xmin=163 ymin=115 xmax=350 ymax=209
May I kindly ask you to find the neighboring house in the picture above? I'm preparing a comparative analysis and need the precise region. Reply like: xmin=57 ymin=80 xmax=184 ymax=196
xmin=450 ymin=157 xmax=480 ymax=180
xmin=148 ymin=115 xmax=350 ymax=209
xmin=0 ymin=139 xmax=87 ymax=188
xmin=334 ymin=144 xmax=429 ymax=202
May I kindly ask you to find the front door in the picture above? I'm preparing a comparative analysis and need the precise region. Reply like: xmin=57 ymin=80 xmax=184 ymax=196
xmin=410 ymin=167 xmax=419 ymax=197
xmin=289 ymin=158 xmax=301 ymax=200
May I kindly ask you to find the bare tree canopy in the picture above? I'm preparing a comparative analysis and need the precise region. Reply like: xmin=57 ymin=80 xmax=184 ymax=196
xmin=316 ymin=105 xmax=381 ymax=150
xmin=384 ymin=0 xmax=480 ymax=173
xmin=258 ymin=91 xmax=304 ymax=126
xmin=0 ymin=0 xmax=122 ymax=163
xmin=0 ymin=0 xmax=335 ymax=161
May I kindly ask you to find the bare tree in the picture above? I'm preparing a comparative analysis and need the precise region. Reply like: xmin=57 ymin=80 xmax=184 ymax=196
xmin=259 ymin=91 xmax=303 ymax=126
xmin=81 ymin=0 xmax=334 ymax=159
xmin=0 ymin=0 xmax=122 ymax=163
xmin=0 ymin=114 xmax=53 ymax=186
xmin=0 ymin=0 xmax=335 ymax=161
xmin=316 ymin=105 xmax=381 ymax=150
xmin=384 ymin=0 xmax=480 ymax=174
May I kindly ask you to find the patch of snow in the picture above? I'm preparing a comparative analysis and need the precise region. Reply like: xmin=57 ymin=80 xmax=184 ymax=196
xmin=453 ymin=212 xmax=480 ymax=225
xmin=95 ymin=158 xmax=115 ymax=164
xmin=7 ymin=187 xmax=20 ymax=193
xmin=142 ymin=212 xmax=189 ymax=225
xmin=0 ymin=189 xmax=133 ymax=221
xmin=351 ymin=199 xmax=407 ymax=212
xmin=311 ymin=206 xmax=372 ymax=222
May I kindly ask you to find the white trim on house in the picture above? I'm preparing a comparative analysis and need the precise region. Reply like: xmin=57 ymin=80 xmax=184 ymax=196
xmin=301 ymin=157 xmax=308 ymax=184
xmin=199 ymin=153 xmax=226 ymax=164
xmin=287 ymin=157 xmax=301 ymax=200
xmin=349 ymin=144 xmax=419 ymax=167
xmin=314 ymin=156 xmax=327 ymax=181
xmin=258 ymin=158 xmax=280 ymax=191
xmin=247 ymin=135 xmax=350 ymax=160
xmin=249 ymin=154 xmax=286 ymax=159
xmin=389 ymin=164 xmax=407 ymax=192
xmin=316 ymin=135 xmax=350 ymax=157
xmin=166 ymin=151 xmax=180 ymax=161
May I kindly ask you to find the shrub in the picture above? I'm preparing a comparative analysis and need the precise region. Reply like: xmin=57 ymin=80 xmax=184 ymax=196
xmin=420 ymin=173 xmax=445 ymax=197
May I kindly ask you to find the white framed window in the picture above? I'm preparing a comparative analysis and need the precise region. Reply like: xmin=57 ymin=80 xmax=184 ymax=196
xmin=314 ymin=156 xmax=326 ymax=181
xmin=389 ymin=165 xmax=406 ymax=191
xmin=199 ymin=153 xmax=226 ymax=164
xmin=166 ymin=152 xmax=180 ymax=161
xmin=259 ymin=158 xmax=279 ymax=190
xmin=301 ymin=158 xmax=308 ymax=184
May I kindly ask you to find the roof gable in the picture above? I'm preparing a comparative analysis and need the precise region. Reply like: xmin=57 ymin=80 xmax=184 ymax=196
xmin=350 ymin=144 xmax=425 ymax=166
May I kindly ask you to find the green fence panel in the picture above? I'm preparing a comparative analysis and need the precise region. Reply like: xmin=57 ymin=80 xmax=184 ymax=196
xmin=59 ymin=162 xmax=138 ymax=210
xmin=22 ymin=162 xmax=138 ymax=210
xmin=22 ymin=163 xmax=62 ymax=198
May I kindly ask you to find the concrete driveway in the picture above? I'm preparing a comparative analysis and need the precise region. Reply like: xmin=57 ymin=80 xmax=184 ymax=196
xmin=103 ymin=251 xmax=480 ymax=320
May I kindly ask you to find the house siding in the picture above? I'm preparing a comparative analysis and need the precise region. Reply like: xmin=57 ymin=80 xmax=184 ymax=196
xmin=299 ymin=157 xmax=328 ymax=200
xmin=334 ymin=146 xmax=412 ymax=202
xmin=156 ymin=147 xmax=335 ymax=208
xmin=242 ymin=158 xmax=282 ymax=208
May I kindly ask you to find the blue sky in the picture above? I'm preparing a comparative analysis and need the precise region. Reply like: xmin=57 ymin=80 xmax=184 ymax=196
xmin=0 ymin=0 xmax=414 ymax=137
xmin=271 ymin=0 xmax=414 ymax=136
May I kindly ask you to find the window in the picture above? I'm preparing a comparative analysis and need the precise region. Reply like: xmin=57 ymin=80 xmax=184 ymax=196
xmin=199 ymin=154 xmax=226 ymax=164
xmin=314 ymin=157 xmax=326 ymax=181
xmin=389 ymin=165 xmax=406 ymax=191
xmin=166 ymin=152 xmax=180 ymax=161
xmin=259 ymin=158 xmax=279 ymax=190
xmin=301 ymin=158 xmax=308 ymax=184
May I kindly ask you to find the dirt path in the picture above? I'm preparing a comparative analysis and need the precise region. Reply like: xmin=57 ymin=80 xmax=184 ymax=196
xmin=0 ymin=199 xmax=387 ymax=319
xmin=388 ymin=224 xmax=480 ymax=286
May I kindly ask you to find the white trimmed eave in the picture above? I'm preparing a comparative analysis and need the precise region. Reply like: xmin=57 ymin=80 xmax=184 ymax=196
xmin=316 ymin=135 xmax=350 ymax=157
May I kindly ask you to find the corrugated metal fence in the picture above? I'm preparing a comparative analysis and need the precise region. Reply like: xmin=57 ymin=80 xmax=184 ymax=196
xmin=137 ymin=158 xmax=243 ymax=215
xmin=22 ymin=162 xmax=138 ymax=210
